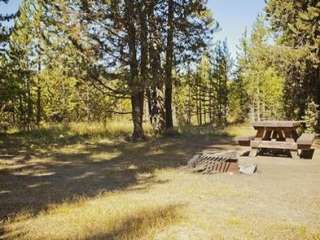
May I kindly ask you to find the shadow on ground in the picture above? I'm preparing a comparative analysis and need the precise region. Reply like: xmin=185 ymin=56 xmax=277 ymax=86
xmin=0 ymin=129 xmax=234 ymax=220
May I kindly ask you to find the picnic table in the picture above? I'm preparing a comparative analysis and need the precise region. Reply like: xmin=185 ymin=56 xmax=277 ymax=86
xmin=236 ymin=121 xmax=315 ymax=159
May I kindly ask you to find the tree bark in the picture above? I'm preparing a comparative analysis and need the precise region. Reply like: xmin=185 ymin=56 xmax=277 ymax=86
xmin=147 ymin=0 xmax=165 ymax=134
xmin=125 ymin=0 xmax=145 ymax=140
xmin=36 ymin=50 xmax=41 ymax=126
xmin=317 ymin=71 xmax=320 ymax=132
xmin=164 ymin=0 xmax=174 ymax=129
xmin=26 ymin=76 xmax=33 ymax=131
xmin=36 ymin=79 xmax=41 ymax=126
xmin=131 ymin=92 xmax=144 ymax=140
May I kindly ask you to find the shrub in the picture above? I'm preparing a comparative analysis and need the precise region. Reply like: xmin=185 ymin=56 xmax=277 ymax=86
xmin=303 ymin=100 xmax=319 ymax=133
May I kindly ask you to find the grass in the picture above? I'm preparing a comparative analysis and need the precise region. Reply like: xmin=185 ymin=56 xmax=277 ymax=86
xmin=67 ymin=120 xmax=154 ymax=139
xmin=4 ymin=191 xmax=183 ymax=240
xmin=2 ymin=120 xmax=252 ymax=149
xmin=2 ymin=169 xmax=319 ymax=240
xmin=178 ymin=122 xmax=256 ymax=139
xmin=1 ymin=119 xmax=154 ymax=153
xmin=1 ymin=122 xmax=320 ymax=239
xmin=0 ymin=168 xmax=242 ymax=240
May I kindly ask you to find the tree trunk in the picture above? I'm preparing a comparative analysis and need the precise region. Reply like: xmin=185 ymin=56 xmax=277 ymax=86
xmin=199 ymin=85 xmax=202 ymax=126
xmin=164 ymin=0 xmax=174 ymax=129
xmin=187 ymin=69 xmax=192 ymax=124
xmin=125 ymin=0 xmax=144 ymax=140
xmin=146 ymin=88 xmax=153 ymax=124
xmin=196 ymin=76 xmax=200 ymax=125
xmin=36 ymin=80 xmax=41 ymax=126
xmin=251 ymin=98 xmax=255 ymax=122
xmin=257 ymin=95 xmax=261 ymax=121
xmin=131 ymin=92 xmax=144 ymax=140
xmin=26 ymin=77 xmax=33 ymax=131
xmin=313 ymin=66 xmax=320 ymax=131
xmin=147 ymin=0 xmax=165 ymax=134
xmin=86 ymin=83 xmax=90 ymax=121
xmin=36 ymin=41 xmax=42 ymax=126
xmin=209 ymin=85 xmax=213 ymax=123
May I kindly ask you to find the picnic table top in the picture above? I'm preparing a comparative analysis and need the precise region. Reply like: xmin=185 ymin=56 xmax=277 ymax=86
xmin=253 ymin=121 xmax=302 ymax=128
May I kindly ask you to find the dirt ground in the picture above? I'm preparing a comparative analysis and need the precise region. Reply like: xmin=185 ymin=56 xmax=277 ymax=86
xmin=0 ymin=131 xmax=320 ymax=240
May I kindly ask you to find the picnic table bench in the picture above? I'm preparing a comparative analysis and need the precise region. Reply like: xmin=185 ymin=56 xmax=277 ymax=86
xmin=297 ymin=133 xmax=316 ymax=149
xmin=236 ymin=121 xmax=315 ymax=159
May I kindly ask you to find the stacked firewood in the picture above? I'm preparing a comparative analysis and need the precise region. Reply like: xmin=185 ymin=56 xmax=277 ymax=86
xmin=188 ymin=151 xmax=239 ymax=174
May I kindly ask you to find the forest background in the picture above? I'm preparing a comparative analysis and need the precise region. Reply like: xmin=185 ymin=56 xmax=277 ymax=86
xmin=0 ymin=0 xmax=319 ymax=139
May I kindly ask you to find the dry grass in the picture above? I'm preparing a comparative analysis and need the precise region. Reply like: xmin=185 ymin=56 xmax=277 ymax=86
xmin=67 ymin=119 xmax=154 ymax=138
xmin=223 ymin=123 xmax=256 ymax=137
xmin=5 ymin=119 xmax=154 ymax=147
xmin=3 ymin=191 xmax=183 ymax=240
xmin=1 ymin=124 xmax=320 ymax=240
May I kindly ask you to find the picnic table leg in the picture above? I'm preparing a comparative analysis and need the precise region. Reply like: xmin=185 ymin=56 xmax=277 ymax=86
xmin=263 ymin=128 xmax=273 ymax=141
xmin=255 ymin=127 xmax=265 ymax=140
xmin=283 ymin=128 xmax=300 ymax=159
xmin=249 ymin=149 xmax=258 ymax=157
xmin=292 ymin=128 xmax=299 ymax=141
xmin=249 ymin=127 xmax=265 ymax=158
xmin=290 ymin=151 xmax=299 ymax=160
xmin=279 ymin=130 xmax=286 ymax=141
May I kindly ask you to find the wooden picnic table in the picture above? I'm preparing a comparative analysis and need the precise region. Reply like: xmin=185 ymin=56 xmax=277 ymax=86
xmin=249 ymin=121 xmax=302 ymax=158
xmin=235 ymin=121 xmax=315 ymax=159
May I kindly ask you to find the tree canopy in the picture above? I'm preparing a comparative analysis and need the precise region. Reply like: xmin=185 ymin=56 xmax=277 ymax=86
xmin=0 ymin=0 xmax=319 ymax=135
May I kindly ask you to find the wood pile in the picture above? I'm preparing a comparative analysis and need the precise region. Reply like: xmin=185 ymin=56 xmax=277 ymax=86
xmin=188 ymin=151 xmax=239 ymax=174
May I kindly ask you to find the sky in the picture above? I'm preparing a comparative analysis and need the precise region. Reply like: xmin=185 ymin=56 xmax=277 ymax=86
xmin=208 ymin=0 xmax=266 ymax=58
xmin=1 ymin=0 xmax=266 ymax=58
xmin=0 ymin=0 xmax=20 ymax=14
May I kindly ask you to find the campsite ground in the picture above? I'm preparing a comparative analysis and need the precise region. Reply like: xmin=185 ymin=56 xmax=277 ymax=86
xmin=0 ymin=123 xmax=320 ymax=240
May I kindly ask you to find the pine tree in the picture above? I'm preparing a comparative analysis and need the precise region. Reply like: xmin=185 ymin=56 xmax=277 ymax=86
xmin=164 ymin=0 xmax=214 ymax=130
xmin=233 ymin=16 xmax=285 ymax=122
xmin=0 ymin=0 xmax=20 ymax=126
xmin=212 ymin=41 xmax=230 ymax=126
xmin=64 ymin=0 xmax=214 ymax=138
xmin=266 ymin=0 xmax=320 ymax=129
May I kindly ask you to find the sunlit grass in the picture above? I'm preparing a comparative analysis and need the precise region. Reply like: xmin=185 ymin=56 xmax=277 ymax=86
xmin=175 ymin=123 xmax=256 ymax=147
xmin=1 ymin=122 xmax=320 ymax=239
xmin=2 ymin=190 xmax=183 ymax=240
xmin=0 ymin=169 xmax=243 ymax=240
xmin=223 ymin=123 xmax=256 ymax=137
xmin=2 ymin=169 xmax=319 ymax=240
xmin=68 ymin=119 xmax=154 ymax=138
xmin=4 ymin=120 xmax=254 ymax=148
xmin=2 ymin=119 xmax=154 ymax=148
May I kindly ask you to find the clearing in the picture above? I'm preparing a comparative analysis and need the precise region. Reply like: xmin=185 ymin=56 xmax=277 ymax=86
xmin=0 ymin=125 xmax=320 ymax=240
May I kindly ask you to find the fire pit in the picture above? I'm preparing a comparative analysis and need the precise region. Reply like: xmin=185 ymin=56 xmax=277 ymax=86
xmin=188 ymin=151 xmax=239 ymax=174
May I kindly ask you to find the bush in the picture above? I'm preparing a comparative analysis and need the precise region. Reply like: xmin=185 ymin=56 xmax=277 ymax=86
xmin=303 ymin=100 xmax=319 ymax=133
